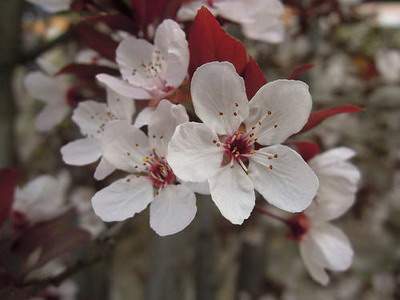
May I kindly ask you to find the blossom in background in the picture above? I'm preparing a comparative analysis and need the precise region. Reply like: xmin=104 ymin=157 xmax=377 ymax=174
xmin=167 ymin=62 xmax=319 ymax=225
xmin=75 ymin=49 xmax=117 ymax=68
xmin=288 ymin=147 xmax=360 ymax=285
xmin=375 ymin=49 xmax=400 ymax=83
xmin=25 ymin=71 xmax=75 ymax=132
xmin=177 ymin=0 xmax=285 ymax=43
xmin=91 ymin=100 xmax=198 ymax=236
xmin=13 ymin=172 xmax=70 ymax=225
xmin=60 ymin=88 xmax=135 ymax=180
xmin=97 ymin=19 xmax=189 ymax=102
xmin=70 ymin=187 xmax=105 ymax=237
xmin=27 ymin=0 xmax=72 ymax=13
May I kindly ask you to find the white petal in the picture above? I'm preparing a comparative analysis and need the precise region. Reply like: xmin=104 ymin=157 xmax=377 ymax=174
xmin=25 ymin=71 xmax=66 ymax=104
xmin=177 ymin=1 xmax=207 ymax=21
xmin=150 ymin=184 xmax=196 ymax=236
xmin=91 ymin=175 xmax=153 ymax=222
xmin=154 ymin=20 xmax=189 ymax=88
xmin=245 ymin=80 xmax=312 ymax=145
xmin=101 ymin=121 xmax=150 ymax=173
xmin=182 ymin=181 xmax=210 ymax=195
xmin=27 ymin=0 xmax=71 ymax=12
xmin=61 ymin=138 xmax=102 ymax=166
xmin=191 ymin=62 xmax=249 ymax=135
xmin=242 ymin=17 xmax=284 ymax=44
xmin=249 ymin=145 xmax=319 ymax=213
xmin=306 ymin=147 xmax=361 ymax=221
xmin=14 ymin=174 xmax=68 ymax=223
xmin=96 ymin=74 xmax=152 ymax=99
xmin=94 ymin=158 xmax=116 ymax=180
xmin=375 ymin=48 xmax=400 ymax=82
xmin=35 ymin=103 xmax=69 ymax=132
xmin=116 ymin=36 xmax=160 ymax=89
xmin=148 ymin=100 xmax=189 ymax=157
xmin=208 ymin=163 xmax=255 ymax=225
xmin=303 ymin=222 xmax=354 ymax=275
xmin=300 ymin=238 xmax=330 ymax=285
xmin=167 ymin=122 xmax=223 ymax=182
xmin=134 ymin=107 xmax=155 ymax=128
xmin=106 ymin=88 xmax=135 ymax=121
xmin=72 ymin=100 xmax=108 ymax=137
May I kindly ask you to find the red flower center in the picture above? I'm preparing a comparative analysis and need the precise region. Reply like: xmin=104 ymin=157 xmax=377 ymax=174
xmin=147 ymin=155 xmax=176 ymax=189
xmin=287 ymin=213 xmax=310 ymax=241
xmin=222 ymin=131 xmax=254 ymax=169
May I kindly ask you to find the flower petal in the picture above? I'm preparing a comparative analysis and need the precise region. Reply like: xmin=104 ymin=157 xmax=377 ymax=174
xmin=96 ymin=74 xmax=152 ymax=99
xmin=61 ymin=138 xmax=102 ymax=166
xmin=167 ymin=122 xmax=223 ymax=182
xmin=91 ymin=175 xmax=153 ymax=222
xmin=101 ymin=121 xmax=150 ymax=173
xmin=148 ymin=100 xmax=189 ymax=157
xmin=27 ymin=0 xmax=72 ymax=13
xmin=182 ymin=181 xmax=210 ymax=195
xmin=94 ymin=158 xmax=115 ymax=181
xmin=35 ymin=103 xmax=70 ymax=132
xmin=154 ymin=20 xmax=189 ymax=88
xmin=72 ymin=100 xmax=108 ymax=137
xmin=249 ymin=145 xmax=318 ymax=213
xmin=300 ymin=222 xmax=354 ymax=285
xmin=25 ymin=71 xmax=66 ymax=104
xmin=300 ymin=237 xmax=330 ymax=286
xmin=245 ymin=80 xmax=312 ymax=145
xmin=177 ymin=1 xmax=210 ymax=21
xmin=106 ymin=88 xmax=135 ymax=121
xmin=209 ymin=163 xmax=255 ymax=225
xmin=306 ymin=147 xmax=360 ymax=221
xmin=191 ymin=62 xmax=249 ymax=135
xmin=116 ymin=36 xmax=159 ymax=89
xmin=149 ymin=184 xmax=196 ymax=236
xmin=134 ymin=106 xmax=154 ymax=128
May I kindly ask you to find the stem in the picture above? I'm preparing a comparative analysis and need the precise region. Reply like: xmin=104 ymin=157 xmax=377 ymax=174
xmin=254 ymin=206 xmax=289 ymax=225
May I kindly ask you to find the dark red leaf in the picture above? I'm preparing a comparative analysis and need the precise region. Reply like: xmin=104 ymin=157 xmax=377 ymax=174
xmin=288 ymin=64 xmax=314 ymax=80
xmin=82 ymin=14 xmax=137 ymax=34
xmin=0 ymin=169 xmax=18 ymax=228
xmin=243 ymin=58 xmax=267 ymax=99
xmin=131 ymin=0 xmax=188 ymax=32
xmin=57 ymin=63 xmax=119 ymax=80
xmin=12 ymin=211 xmax=90 ymax=273
xmin=290 ymin=141 xmax=321 ymax=162
xmin=301 ymin=104 xmax=363 ymax=133
xmin=75 ymin=24 xmax=118 ymax=61
xmin=188 ymin=7 xmax=248 ymax=76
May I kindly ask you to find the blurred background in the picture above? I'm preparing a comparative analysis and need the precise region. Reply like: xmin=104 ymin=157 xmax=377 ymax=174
xmin=1 ymin=0 xmax=400 ymax=299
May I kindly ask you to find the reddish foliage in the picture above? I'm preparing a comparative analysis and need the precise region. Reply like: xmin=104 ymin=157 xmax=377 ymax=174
xmin=75 ymin=24 xmax=118 ymax=61
xmin=188 ymin=7 xmax=248 ymax=76
xmin=0 ymin=169 xmax=18 ymax=228
xmin=288 ymin=63 xmax=314 ymax=80
xmin=57 ymin=63 xmax=119 ymax=80
xmin=82 ymin=14 xmax=138 ymax=34
xmin=290 ymin=141 xmax=321 ymax=162
xmin=301 ymin=104 xmax=363 ymax=133
xmin=131 ymin=0 xmax=189 ymax=33
xmin=12 ymin=211 xmax=90 ymax=273
xmin=243 ymin=58 xmax=267 ymax=99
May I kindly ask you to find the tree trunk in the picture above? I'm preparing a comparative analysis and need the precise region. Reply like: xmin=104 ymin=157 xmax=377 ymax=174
xmin=0 ymin=1 xmax=22 ymax=167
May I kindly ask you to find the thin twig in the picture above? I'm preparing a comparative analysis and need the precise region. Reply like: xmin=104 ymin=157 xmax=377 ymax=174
xmin=254 ymin=206 xmax=289 ymax=224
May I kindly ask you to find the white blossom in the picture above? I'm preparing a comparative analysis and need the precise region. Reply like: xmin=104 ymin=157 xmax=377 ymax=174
xmin=298 ymin=147 xmax=361 ymax=285
xmin=70 ymin=187 xmax=105 ymax=237
xmin=13 ymin=172 xmax=70 ymax=224
xmin=60 ymin=88 xmax=135 ymax=180
xmin=27 ymin=0 xmax=72 ymax=13
xmin=177 ymin=0 xmax=285 ymax=43
xmin=24 ymin=71 xmax=71 ymax=132
xmin=91 ymin=100 xmax=197 ymax=236
xmin=375 ymin=48 xmax=400 ymax=83
xmin=167 ymin=62 xmax=319 ymax=225
xmin=96 ymin=19 xmax=189 ymax=101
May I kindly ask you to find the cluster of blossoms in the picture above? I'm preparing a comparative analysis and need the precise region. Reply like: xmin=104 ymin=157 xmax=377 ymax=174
xmin=16 ymin=0 xmax=363 ymax=288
